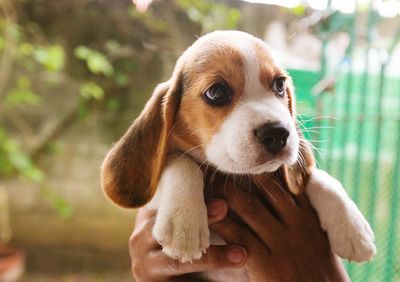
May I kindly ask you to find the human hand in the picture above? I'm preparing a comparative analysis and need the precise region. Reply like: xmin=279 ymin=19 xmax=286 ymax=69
xmin=129 ymin=205 xmax=247 ymax=282
xmin=129 ymin=173 xmax=350 ymax=282
xmin=206 ymin=173 xmax=350 ymax=282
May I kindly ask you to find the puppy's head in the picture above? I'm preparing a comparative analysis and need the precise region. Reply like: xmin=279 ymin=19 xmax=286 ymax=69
xmin=101 ymin=31 xmax=315 ymax=208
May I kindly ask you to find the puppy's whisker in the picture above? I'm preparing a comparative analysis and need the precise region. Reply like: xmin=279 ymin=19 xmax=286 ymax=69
xmin=300 ymin=129 xmax=320 ymax=134
xmin=223 ymin=173 xmax=229 ymax=195
xmin=198 ymin=159 xmax=208 ymax=169
xmin=296 ymin=115 xmax=338 ymax=125
xmin=270 ymin=177 xmax=291 ymax=197
xmin=298 ymin=150 xmax=307 ymax=172
xmin=166 ymin=123 xmax=177 ymax=139
xmin=301 ymin=141 xmax=325 ymax=167
xmin=253 ymin=176 xmax=275 ymax=202
xmin=210 ymin=168 xmax=219 ymax=191
xmin=247 ymin=174 xmax=252 ymax=201
xmin=197 ymin=159 xmax=209 ymax=177
xmin=298 ymin=123 xmax=313 ymax=137
xmin=178 ymin=144 xmax=205 ymax=160
xmin=305 ymin=139 xmax=328 ymax=143
xmin=305 ymin=126 xmax=334 ymax=130
xmin=189 ymin=129 xmax=201 ymax=136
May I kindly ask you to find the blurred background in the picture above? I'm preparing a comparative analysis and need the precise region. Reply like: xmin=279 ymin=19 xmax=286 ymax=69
xmin=0 ymin=0 xmax=399 ymax=281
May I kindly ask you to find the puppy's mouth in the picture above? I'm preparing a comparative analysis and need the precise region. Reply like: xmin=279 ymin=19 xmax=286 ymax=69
xmin=217 ymin=146 xmax=297 ymax=175
xmin=249 ymin=148 xmax=296 ymax=174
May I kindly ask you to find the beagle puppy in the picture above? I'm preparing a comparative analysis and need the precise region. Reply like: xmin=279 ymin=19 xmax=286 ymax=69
xmin=101 ymin=31 xmax=375 ymax=268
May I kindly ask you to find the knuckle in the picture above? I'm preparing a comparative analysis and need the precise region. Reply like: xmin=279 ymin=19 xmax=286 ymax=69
xmin=243 ymin=200 xmax=263 ymax=218
xmin=129 ymin=232 xmax=141 ymax=247
xmin=235 ymin=228 xmax=249 ymax=244
xmin=131 ymin=261 xmax=146 ymax=280
xmin=221 ymin=220 xmax=248 ymax=243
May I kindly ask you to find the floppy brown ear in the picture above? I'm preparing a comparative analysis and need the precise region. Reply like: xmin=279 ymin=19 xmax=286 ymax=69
xmin=281 ymin=137 xmax=315 ymax=194
xmin=281 ymin=76 xmax=316 ymax=194
xmin=101 ymin=75 xmax=182 ymax=208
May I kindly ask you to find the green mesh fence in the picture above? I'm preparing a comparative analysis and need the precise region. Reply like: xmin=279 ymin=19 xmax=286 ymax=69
xmin=289 ymin=68 xmax=400 ymax=282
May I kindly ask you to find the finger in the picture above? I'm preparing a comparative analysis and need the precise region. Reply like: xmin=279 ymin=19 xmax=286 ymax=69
xmin=134 ymin=207 xmax=157 ymax=229
xmin=210 ymin=215 xmax=266 ymax=252
xmin=206 ymin=172 xmax=297 ymax=225
xmin=129 ymin=209 xmax=159 ymax=255
xmin=150 ymin=245 xmax=247 ymax=277
xmin=204 ymin=170 xmax=232 ymax=198
xmin=206 ymin=199 xmax=228 ymax=224
xmin=215 ymin=182 xmax=281 ymax=243
xmin=254 ymin=174 xmax=293 ymax=201
xmin=253 ymin=174 xmax=298 ymax=214
xmin=292 ymin=191 xmax=313 ymax=210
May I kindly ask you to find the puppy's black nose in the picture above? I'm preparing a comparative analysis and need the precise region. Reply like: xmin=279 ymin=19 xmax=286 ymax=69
xmin=255 ymin=123 xmax=289 ymax=154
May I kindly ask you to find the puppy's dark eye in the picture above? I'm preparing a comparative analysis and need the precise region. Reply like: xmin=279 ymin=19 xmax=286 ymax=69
xmin=203 ymin=82 xmax=232 ymax=106
xmin=273 ymin=77 xmax=286 ymax=97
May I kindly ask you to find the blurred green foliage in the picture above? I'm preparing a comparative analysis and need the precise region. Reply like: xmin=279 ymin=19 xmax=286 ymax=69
xmin=0 ymin=5 xmax=121 ymax=216
xmin=5 ymin=76 xmax=39 ymax=106
xmin=75 ymin=46 xmax=114 ymax=77
xmin=0 ymin=0 xmax=241 ymax=217
xmin=178 ymin=0 xmax=241 ymax=33
xmin=0 ymin=127 xmax=44 ymax=183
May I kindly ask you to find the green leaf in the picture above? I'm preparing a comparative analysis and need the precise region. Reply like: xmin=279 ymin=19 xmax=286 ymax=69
xmin=1 ymin=138 xmax=44 ymax=183
xmin=187 ymin=7 xmax=203 ymax=23
xmin=79 ymin=81 xmax=105 ymax=100
xmin=17 ymin=76 xmax=31 ymax=88
xmin=227 ymin=8 xmax=241 ymax=28
xmin=106 ymin=99 xmax=119 ymax=111
xmin=290 ymin=5 xmax=306 ymax=16
xmin=42 ymin=186 xmax=73 ymax=219
xmin=75 ymin=45 xmax=114 ymax=76
xmin=8 ymin=149 xmax=30 ymax=171
xmin=74 ymin=45 xmax=91 ymax=60
xmin=78 ymin=102 xmax=90 ymax=118
xmin=23 ymin=167 xmax=45 ymax=183
xmin=5 ymin=89 xmax=39 ymax=106
xmin=19 ymin=42 xmax=34 ymax=56
xmin=87 ymin=51 xmax=114 ymax=76
xmin=0 ymin=36 xmax=5 ymax=51
xmin=105 ymin=40 xmax=121 ymax=52
xmin=33 ymin=45 xmax=65 ymax=71
xmin=114 ymin=72 xmax=128 ymax=86
xmin=5 ymin=76 xmax=40 ymax=107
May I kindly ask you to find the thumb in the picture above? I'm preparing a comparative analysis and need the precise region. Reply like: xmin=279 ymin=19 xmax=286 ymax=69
xmin=154 ymin=245 xmax=247 ymax=276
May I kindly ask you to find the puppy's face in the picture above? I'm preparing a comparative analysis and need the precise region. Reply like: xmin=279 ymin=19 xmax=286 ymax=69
xmin=172 ymin=31 xmax=299 ymax=174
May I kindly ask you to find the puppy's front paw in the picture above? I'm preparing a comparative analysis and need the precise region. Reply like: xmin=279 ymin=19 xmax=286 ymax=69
xmin=308 ymin=170 xmax=376 ymax=262
xmin=327 ymin=203 xmax=376 ymax=262
xmin=153 ymin=204 xmax=209 ymax=263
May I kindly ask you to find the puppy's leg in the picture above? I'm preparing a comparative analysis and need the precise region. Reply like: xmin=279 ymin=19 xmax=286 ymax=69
xmin=149 ymin=153 xmax=209 ymax=263
xmin=306 ymin=169 xmax=376 ymax=262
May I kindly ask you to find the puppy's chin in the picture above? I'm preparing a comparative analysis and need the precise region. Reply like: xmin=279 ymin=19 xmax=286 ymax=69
xmin=209 ymin=150 xmax=298 ymax=175
xmin=247 ymin=160 xmax=283 ymax=174
xmin=205 ymin=136 xmax=300 ymax=175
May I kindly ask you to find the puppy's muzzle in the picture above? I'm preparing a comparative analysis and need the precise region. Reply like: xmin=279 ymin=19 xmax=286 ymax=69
xmin=255 ymin=122 xmax=289 ymax=154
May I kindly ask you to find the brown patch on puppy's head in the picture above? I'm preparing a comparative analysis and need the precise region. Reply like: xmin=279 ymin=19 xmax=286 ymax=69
xmin=171 ymin=39 xmax=246 ymax=159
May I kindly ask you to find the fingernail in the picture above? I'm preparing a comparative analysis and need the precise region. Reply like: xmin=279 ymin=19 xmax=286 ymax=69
xmin=227 ymin=246 xmax=246 ymax=263
xmin=207 ymin=199 xmax=224 ymax=217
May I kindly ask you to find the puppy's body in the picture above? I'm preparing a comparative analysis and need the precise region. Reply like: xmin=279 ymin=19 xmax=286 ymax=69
xmin=102 ymin=31 xmax=375 ymax=279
